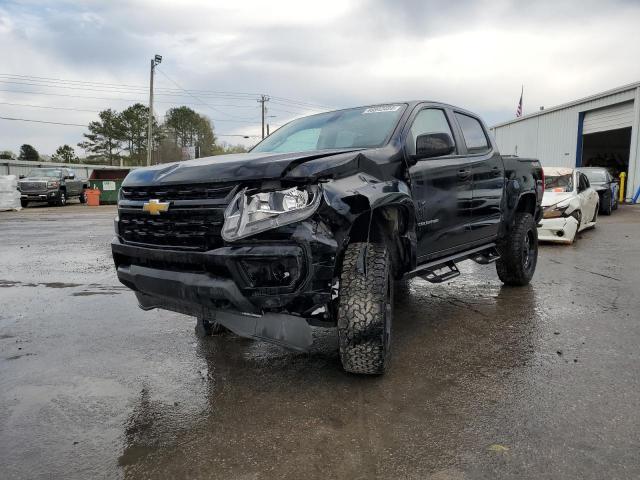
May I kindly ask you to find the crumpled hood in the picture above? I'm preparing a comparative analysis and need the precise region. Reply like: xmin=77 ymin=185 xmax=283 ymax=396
xmin=122 ymin=149 xmax=362 ymax=186
xmin=541 ymin=191 xmax=574 ymax=207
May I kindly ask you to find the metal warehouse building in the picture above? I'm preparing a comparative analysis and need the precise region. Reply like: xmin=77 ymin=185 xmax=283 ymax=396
xmin=491 ymin=81 xmax=640 ymax=201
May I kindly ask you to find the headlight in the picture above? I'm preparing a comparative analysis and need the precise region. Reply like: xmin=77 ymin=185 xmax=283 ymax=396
xmin=222 ymin=185 xmax=321 ymax=241
xmin=543 ymin=202 xmax=570 ymax=219
xmin=47 ymin=180 xmax=60 ymax=188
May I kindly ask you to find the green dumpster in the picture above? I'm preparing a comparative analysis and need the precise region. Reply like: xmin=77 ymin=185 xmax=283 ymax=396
xmin=88 ymin=169 xmax=130 ymax=204
xmin=88 ymin=179 xmax=123 ymax=204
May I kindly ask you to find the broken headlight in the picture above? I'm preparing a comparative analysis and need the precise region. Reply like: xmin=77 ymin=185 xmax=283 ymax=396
xmin=542 ymin=202 xmax=570 ymax=219
xmin=222 ymin=185 xmax=321 ymax=241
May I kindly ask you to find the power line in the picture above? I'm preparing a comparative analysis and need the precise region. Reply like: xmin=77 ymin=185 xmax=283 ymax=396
xmin=0 ymin=101 xmax=99 ymax=113
xmin=0 ymin=89 xmax=260 ymax=123
xmin=0 ymin=115 xmax=86 ymax=127
xmin=0 ymin=114 xmax=260 ymax=138
xmin=0 ymin=73 xmax=334 ymax=111
xmin=155 ymin=67 xmax=253 ymax=121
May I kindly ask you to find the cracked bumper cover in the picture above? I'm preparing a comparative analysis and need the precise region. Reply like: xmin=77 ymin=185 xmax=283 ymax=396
xmin=537 ymin=216 xmax=579 ymax=243
xmin=111 ymin=220 xmax=338 ymax=350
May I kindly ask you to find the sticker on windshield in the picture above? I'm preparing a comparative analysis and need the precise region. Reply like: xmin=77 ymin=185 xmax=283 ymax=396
xmin=362 ymin=105 xmax=402 ymax=114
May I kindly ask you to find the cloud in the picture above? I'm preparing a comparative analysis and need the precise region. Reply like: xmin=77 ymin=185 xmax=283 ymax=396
xmin=0 ymin=0 xmax=639 ymax=155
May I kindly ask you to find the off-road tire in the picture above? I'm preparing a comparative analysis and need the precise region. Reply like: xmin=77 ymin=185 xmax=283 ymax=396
xmin=496 ymin=213 xmax=538 ymax=286
xmin=194 ymin=314 xmax=227 ymax=337
xmin=20 ymin=199 xmax=28 ymax=208
xmin=337 ymin=242 xmax=393 ymax=375
xmin=57 ymin=191 xmax=67 ymax=207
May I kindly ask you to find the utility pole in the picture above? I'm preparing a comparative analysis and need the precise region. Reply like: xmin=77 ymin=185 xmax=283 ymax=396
xmin=258 ymin=94 xmax=270 ymax=139
xmin=147 ymin=54 xmax=162 ymax=166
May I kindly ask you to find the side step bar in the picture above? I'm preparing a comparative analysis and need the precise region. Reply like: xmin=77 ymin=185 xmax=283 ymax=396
xmin=405 ymin=243 xmax=499 ymax=283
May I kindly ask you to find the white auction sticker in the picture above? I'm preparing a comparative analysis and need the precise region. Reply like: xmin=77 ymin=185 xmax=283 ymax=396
xmin=362 ymin=105 xmax=402 ymax=114
xmin=102 ymin=181 xmax=116 ymax=191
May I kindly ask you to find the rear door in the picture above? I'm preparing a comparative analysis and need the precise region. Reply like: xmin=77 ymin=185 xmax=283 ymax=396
xmin=453 ymin=112 xmax=504 ymax=242
xmin=405 ymin=106 xmax=473 ymax=259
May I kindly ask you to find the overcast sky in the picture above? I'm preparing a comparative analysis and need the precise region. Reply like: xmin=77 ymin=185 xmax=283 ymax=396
xmin=1 ymin=0 xmax=640 ymax=156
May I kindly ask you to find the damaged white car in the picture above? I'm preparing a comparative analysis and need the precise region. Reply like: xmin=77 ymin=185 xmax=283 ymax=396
xmin=539 ymin=167 xmax=599 ymax=244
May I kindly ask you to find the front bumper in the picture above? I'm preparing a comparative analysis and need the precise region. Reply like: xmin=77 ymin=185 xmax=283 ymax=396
xmin=537 ymin=216 xmax=579 ymax=244
xmin=19 ymin=190 xmax=60 ymax=201
xmin=111 ymin=218 xmax=338 ymax=318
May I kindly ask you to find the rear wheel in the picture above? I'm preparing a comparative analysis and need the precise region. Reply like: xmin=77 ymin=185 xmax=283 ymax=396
xmin=496 ymin=213 xmax=538 ymax=286
xmin=601 ymin=192 xmax=612 ymax=215
xmin=79 ymin=191 xmax=86 ymax=204
xmin=337 ymin=242 xmax=393 ymax=375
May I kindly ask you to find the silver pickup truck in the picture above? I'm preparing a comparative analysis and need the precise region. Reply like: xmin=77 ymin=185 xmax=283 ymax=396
xmin=18 ymin=167 xmax=87 ymax=207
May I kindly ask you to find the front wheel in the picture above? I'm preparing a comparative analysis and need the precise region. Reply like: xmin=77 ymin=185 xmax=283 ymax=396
xmin=194 ymin=313 xmax=227 ymax=337
xmin=20 ymin=199 xmax=28 ymax=208
xmin=337 ymin=242 xmax=393 ymax=375
xmin=496 ymin=213 xmax=538 ymax=286
xmin=57 ymin=191 xmax=67 ymax=207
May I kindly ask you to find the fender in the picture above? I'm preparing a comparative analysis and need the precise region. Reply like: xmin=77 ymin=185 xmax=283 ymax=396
xmin=321 ymin=174 xmax=417 ymax=275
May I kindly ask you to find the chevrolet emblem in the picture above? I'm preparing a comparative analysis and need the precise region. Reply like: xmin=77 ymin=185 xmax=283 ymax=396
xmin=142 ymin=199 xmax=170 ymax=215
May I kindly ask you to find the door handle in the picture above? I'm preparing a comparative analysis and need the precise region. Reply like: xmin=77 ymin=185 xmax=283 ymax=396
xmin=457 ymin=168 xmax=471 ymax=179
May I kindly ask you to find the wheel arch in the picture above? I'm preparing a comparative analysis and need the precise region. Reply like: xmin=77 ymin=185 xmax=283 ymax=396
xmin=345 ymin=200 xmax=416 ymax=278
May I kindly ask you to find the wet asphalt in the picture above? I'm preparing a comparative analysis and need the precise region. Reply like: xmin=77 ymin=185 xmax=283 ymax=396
xmin=0 ymin=202 xmax=639 ymax=480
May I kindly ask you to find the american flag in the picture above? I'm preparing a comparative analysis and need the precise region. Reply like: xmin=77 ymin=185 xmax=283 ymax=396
xmin=516 ymin=86 xmax=523 ymax=117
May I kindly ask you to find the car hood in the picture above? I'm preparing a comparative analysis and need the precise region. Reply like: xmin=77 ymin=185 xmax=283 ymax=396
xmin=122 ymin=149 xmax=364 ymax=186
xmin=541 ymin=191 xmax=575 ymax=207
xmin=19 ymin=177 xmax=54 ymax=182
xmin=589 ymin=182 xmax=608 ymax=191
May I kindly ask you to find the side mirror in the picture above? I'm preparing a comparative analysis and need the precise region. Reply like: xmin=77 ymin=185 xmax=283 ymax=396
xmin=413 ymin=133 xmax=455 ymax=161
xmin=19 ymin=175 xmax=25 ymax=179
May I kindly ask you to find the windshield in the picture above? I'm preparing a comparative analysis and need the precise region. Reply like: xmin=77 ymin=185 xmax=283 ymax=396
xmin=581 ymin=170 xmax=607 ymax=183
xmin=27 ymin=169 xmax=62 ymax=178
xmin=545 ymin=174 xmax=574 ymax=192
xmin=252 ymin=104 xmax=407 ymax=154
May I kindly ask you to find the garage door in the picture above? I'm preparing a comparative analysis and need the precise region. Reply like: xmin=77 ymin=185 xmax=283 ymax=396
xmin=583 ymin=101 xmax=634 ymax=134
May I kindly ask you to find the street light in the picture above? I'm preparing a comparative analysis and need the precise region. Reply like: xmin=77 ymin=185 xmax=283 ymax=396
xmin=147 ymin=54 xmax=162 ymax=166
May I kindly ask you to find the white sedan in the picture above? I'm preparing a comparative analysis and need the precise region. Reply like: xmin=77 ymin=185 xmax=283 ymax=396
xmin=538 ymin=167 xmax=599 ymax=244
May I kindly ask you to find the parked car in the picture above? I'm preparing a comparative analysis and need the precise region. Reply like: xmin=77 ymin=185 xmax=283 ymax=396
xmin=17 ymin=168 xmax=87 ymax=207
xmin=539 ymin=167 xmax=599 ymax=244
xmin=577 ymin=167 xmax=619 ymax=215
xmin=112 ymin=101 xmax=543 ymax=375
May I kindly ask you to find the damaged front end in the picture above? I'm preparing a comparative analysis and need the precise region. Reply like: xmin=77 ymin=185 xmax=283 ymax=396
xmin=538 ymin=200 xmax=580 ymax=242
xmin=112 ymin=143 xmax=413 ymax=351
xmin=112 ymin=178 xmax=354 ymax=350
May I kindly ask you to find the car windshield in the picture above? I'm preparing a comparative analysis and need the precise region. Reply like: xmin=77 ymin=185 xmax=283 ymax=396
xmin=545 ymin=174 xmax=574 ymax=192
xmin=27 ymin=169 xmax=62 ymax=178
xmin=581 ymin=170 xmax=607 ymax=183
xmin=252 ymin=104 xmax=407 ymax=154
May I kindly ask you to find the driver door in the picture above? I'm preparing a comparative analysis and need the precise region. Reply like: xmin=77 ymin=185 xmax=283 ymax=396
xmin=406 ymin=107 xmax=473 ymax=259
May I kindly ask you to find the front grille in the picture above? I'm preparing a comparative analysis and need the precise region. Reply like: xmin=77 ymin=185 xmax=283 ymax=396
xmin=118 ymin=182 xmax=238 ymax=252
xmin=120 ymin=182 xmax=236 ymax=201
xmin=119 ymin=210 xmax=225 ymax=251
xmin=19 ymin=181 xmax=46 ymax=191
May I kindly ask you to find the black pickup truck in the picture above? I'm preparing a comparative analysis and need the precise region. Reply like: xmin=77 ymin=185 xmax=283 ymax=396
xmin=112 ymin=102 xmax=543 ymax=374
